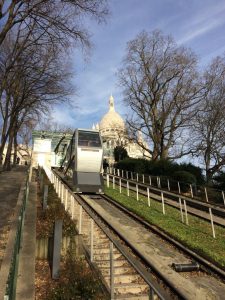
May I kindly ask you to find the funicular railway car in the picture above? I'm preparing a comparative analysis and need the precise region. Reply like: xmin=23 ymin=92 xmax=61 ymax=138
xmin=60 ymin=128 xmax=104 ymax=194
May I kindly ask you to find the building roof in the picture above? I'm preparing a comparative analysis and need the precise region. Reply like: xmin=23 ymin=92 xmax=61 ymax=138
xmin=99 ymin=95 xmax=125 ymax=132
xmin=32 ymin=130 xmax=73 ymax=152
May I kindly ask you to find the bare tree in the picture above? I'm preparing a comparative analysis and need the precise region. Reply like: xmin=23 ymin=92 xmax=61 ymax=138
xmin=0 ymin=0 xmax=109 ymax=169
xmin=118 ymin=30 xmax=203 ymax=160
xmin=0 ymin=0 xmax=108 ymax=46
xmin=192 ymin=55 xmax=225 ymax=182
xmin=0 ymin=31 xmax=73 ymax=169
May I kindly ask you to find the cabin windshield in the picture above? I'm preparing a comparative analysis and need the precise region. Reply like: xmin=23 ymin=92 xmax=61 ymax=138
xmin=78 ymin=131 xmax=101 ymax=147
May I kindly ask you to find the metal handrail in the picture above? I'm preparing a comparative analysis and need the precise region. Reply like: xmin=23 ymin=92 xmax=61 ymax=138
xmin=4 ymin=176 xmax=30 ymax=300
xmin=109 ymin=167 xmax=225 ymax=206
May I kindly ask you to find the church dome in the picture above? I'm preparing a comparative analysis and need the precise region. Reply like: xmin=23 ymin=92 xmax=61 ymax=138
xmin=99 ymin=95 xmax=125 ymax=133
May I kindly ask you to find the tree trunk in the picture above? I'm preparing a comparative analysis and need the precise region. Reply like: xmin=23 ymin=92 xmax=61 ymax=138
xmin=0 ymin=91 xmax=10 ymax=165
xmin=204 ymin=147 xmax=212 ymax=183
xmin=161 ymin=147 xmax=168 ymax=160
xmin=152 ymin=147 xmax=159 ymax=160
xmin=13 ymin=131 xmax=18 ymax=165
xmin=3 ymin=127 xmax=14 ymax=171
xmin=0 ymin=118 xmax=9 ymax=165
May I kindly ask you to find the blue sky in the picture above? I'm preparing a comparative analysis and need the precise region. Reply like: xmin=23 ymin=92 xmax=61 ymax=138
xmin=52 ymin=0 xmax=225 ymax=129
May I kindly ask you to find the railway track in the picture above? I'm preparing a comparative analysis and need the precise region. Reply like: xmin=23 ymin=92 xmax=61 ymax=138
xmin=51 ymin=169 xmax=225 ymax=299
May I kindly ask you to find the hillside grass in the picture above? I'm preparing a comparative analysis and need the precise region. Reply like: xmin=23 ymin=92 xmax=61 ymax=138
xmin=104 ymin=183 xmax=225 ymax=268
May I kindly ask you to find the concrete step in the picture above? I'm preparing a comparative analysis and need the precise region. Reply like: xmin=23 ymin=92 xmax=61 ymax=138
xmin=99 ymin=266 xmax=136 ymax=276
xmin=94 ymin=252 xmax=123 ymax=261
xmin=115 ymin=294 xmax=150 ymax=300
xmin=95 ymin=259 xmax=129 ymax=268
xmin=82 ymin=232 xmax=108 ymax=239
xmin=93 ymin=242 xmax=110 ymax=249
xmin=114 ymin=283 xmax=149 ymax=295
xmin=93 ymin=247 xmax=121 ymax=255
xmin=105 ymin=274 xmax=142 ymax=285
xmin=82 ymin=236 xmax=109 ymax=245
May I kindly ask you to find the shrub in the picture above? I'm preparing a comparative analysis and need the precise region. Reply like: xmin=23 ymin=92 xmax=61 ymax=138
xmin=178 ymin=163 xmax=205 ymax=185
xmin=114 ymin=146 xmax=128 ymax=162
xmin=171 ymin=171 xmax=196 ymax=192
xmin=172 ymin=170 xmax=196 ymax=184
xmin=213 ymin=171 xmax=225 ymax=190
xmin=45 ymin=255 xmax=105 ymax=300
xmin=147 ymin=159 xmax=179 ymax=176
xmin=115 ymin=158 xmax=149 ymax=174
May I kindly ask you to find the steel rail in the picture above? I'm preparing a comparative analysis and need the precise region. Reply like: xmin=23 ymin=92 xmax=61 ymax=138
xmin=52 ymin=169 xmax=173 ymax=300
xmin=102 ymin=193 xmax=225 ymax=280
xmin=52 ymin=170 xmax=174 ymax=300
xmin=75 ymin=194 xmax=173 ymax=300
xmin=52 ymin=169 xmax=225 ymax=299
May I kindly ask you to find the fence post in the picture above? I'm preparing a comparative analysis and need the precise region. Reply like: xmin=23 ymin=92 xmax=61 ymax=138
xmin=178 ymin=182 xmax=181 ymax=194
xmin=209 ymin=208 xmax=216 ymax=238
xmin=65 ymin=189 xmax=68 ymax=211
xmin=127 ymin=181 xmax=129 ymax=196
xmin=131 ymin=172 xmax=133 ymax=180
xmin=40 ymin=173 xmax=44 ymax=192
xmin=79 ymin=206 xmax=82 ymax=234
xmin=143 ymin=174 xmax=145 ymax=183
xmin=149 ymin=288 xmax=155 ymax=300
xmin=149 ymin=176 xmax=151 ymax=186
xmin=58 ymin=180 xmax=61 ymax=197
xmin=183 ymin=200 xmax=189 ymax=225
xmin=190 ymin=184 xmax=193 ymax=198
xmin=61 ymin=184 xmax=64 ymax=203
xmin=113 ymin=176 xmax=115 ymax=189
xmin=205 ymin=187 xmax=209 ymax=202
xmin=147 ymin=187 xmax=150 ymax=207
xmin=119 ymin=179 xmax=122 ymax=193
xmin=122 ymin=170 xmax=124 ymax=178
xmin=158 ymin=177 xmax=161 ymax=188
xmin=110 ymin=242 xmax=114 ymax=300
xmin=117 ymin=169 xmax=120 ymax=177
xmin=90 ymin=220 xmax=94 ymax=262
xmin=43 ymin=185 xmax=48 ymax=210
xmin=161 ymin=192 xmax=165 ymax=214
xmin=222 ymin=191 xmax=225 ymax=206
xmin=71 ymin=195 xmax=74 ymax=219
xmin=107 ymin=174 xmax=109 ymax=187
xmin=126 ymin=171 xmax=128 ymax=179
xmin=52 ymin=220 xmax=62 ymax=279
xmin=167 ymin=179 xmax=170 ymax=191
xmin=179 ymin=198 xmax=184 ymax=223
xmin=136 ymin=173 xmax=139 ymax=182
xmin=136 ymin=184 xmax=139 ymax=201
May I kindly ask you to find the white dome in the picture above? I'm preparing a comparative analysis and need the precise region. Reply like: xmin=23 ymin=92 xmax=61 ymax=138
xmin=99 ymin=95 xmax=125 ymax=132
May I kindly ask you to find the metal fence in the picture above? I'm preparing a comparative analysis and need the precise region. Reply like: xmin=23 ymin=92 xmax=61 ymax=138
xmin=105 ymin=172 xmax=224 ymax=238
xmin=106 ymin=167 xmax=225 ymax=206
xmin=4 ymin=176 xmax=29 ymax=300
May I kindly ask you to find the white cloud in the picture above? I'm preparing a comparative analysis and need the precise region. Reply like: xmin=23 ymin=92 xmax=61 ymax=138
xmin=178 ymin=2 xmax=225 ymax=44
xmin=178 ymin=18 xmax=225 ymax=44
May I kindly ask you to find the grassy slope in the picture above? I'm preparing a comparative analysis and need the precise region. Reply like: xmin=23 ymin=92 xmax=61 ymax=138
xmin=104 ymin=184 xmax=225 ymax=268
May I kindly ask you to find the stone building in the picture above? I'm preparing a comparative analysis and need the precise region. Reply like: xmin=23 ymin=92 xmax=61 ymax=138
xmin=92 ymin=95 xmax=149 ymax=164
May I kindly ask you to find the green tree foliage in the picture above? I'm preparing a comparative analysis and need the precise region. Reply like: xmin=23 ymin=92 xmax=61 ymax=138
xmin=213 ymin=172 xmax=225 ymax=190
xmin=114 ymin=146 xmax=128 ymax=162
xmin=115 ymin=158 xmax=205 ymax=186
xmin=115 ymin=158 xmax=149 ymax=174
xmin=178 ymin=163 xmax=205 ymax=185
